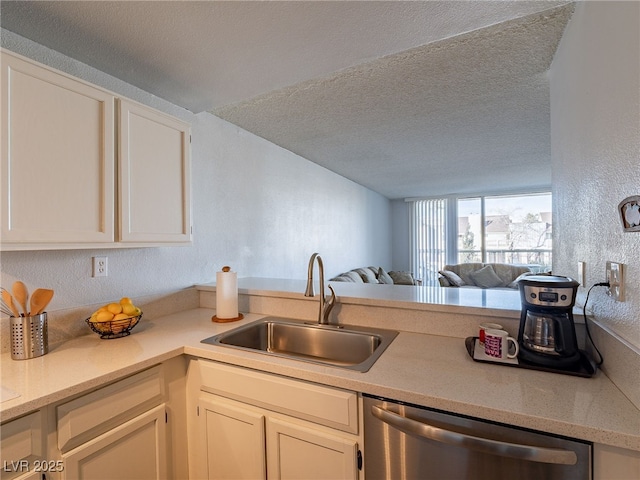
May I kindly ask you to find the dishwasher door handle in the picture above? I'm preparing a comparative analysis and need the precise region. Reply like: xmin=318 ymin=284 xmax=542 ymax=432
xmin=371 ymin=405 xmax=578 ymax=465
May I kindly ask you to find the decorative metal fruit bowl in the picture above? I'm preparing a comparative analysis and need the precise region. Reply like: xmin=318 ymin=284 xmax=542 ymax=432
xmin=86 ymin=314 xmax=142 ymax=339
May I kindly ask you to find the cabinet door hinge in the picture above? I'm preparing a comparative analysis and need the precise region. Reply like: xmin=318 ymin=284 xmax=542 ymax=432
xmin=357 ymin=450 xmax=363 ymax=471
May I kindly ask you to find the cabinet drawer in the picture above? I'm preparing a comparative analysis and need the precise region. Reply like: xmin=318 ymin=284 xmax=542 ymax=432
xmin=57 ymin=366 xmax=163 ymax=452
xmin=198 ymin=360 xmax=358 ymax=434
xmin=0 ymin=411 xmax=45 ymax=480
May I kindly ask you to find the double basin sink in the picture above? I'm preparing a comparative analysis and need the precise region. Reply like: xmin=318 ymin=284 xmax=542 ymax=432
xmin=201 ymin=317 xmax=398 ymax=372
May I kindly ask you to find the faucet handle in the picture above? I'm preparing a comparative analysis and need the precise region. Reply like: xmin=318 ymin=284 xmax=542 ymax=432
xmin=322 ymin=284 xmax=336 ymax=324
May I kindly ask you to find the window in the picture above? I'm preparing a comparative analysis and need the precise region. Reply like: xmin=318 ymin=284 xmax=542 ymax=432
xmin=410 ymin=193 xmax=552 ymax=285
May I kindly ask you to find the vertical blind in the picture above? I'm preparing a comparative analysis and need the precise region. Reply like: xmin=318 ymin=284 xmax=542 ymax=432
xmin=409 ymin=198 xmax=448 ymax=286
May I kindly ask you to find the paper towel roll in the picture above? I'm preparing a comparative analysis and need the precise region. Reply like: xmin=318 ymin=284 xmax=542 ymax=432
xmin=216 ymin=267 xmax=238 ymax=319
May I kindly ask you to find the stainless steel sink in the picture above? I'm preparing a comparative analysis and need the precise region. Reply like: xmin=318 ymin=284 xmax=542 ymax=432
xmin=201 ymin=317 xmax=398 ymax=372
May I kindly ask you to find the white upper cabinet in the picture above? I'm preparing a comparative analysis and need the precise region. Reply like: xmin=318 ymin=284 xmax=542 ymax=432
xmin=0 ymin=50 xmax=192 ymax=250
xmin=118 ymin=99 xmax=191 ymax=243
xmin=1 ymin=50 xmax=115 ymax=246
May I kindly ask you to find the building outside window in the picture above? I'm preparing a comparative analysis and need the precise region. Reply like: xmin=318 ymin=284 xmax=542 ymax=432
xmin=458 ymin=193 xmax=552 ymax=271
xmin=410 ymin=192 xmax=552 ymax=285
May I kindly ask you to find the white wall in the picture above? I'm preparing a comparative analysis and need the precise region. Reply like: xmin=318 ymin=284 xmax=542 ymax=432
xmin=0 ymin=31 xmax=391 ymax=311
xmin=550 ymin=1 xmax=640 ymax=349
xmin=390 ymin=199 xmax=410 ymax=271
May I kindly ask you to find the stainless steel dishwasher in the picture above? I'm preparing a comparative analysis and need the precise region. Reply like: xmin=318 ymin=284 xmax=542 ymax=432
xmin=363 ymin=395 xmax=591 ymax=479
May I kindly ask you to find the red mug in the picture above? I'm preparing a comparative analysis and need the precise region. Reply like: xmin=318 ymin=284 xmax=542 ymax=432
xmin=478 ymin=322 xmax=503 ymax=344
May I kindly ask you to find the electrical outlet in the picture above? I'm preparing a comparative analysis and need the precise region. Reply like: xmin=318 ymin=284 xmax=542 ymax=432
xmin=606 ymin=261 xmax=624 ymax=301
xmin=577 ymin=261 xmax=586 ymax=286
xmin=92 ymin=256 xmax=108 ymax=277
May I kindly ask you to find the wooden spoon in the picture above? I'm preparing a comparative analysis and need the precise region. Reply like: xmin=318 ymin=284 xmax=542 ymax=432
xmin=30 ymin=288 xmax=54 ymax=315
xmin=12 ymin=281 xmax=29 ymax=316
xmin=1 ymin=289 xmax=20 ymax=317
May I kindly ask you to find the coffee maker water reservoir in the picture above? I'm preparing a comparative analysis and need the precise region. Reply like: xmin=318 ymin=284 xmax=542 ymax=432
xmin=518 ymin=275 xmax=581 ymax=369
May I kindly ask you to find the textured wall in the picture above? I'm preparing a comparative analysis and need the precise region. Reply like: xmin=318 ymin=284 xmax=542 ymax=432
xmin=550 ymin=2 xmax=640 ymax=349
xmin=0 ymin=31 xmax=391 ymax=312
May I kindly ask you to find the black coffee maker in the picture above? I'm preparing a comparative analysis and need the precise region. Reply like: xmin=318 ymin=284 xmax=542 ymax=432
xmin=517 ymin=275 xmax=581 ymax=369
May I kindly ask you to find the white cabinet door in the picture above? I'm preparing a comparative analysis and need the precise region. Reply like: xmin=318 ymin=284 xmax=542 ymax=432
xmin=118 ymin=99 xmax=191 ymax=243
xmin=0 ymin=411 xmax=46 ymax=480
xmin=8 ymin=471 xmax=42 ymax=480
xmin=191 ymin=362 xmax=361 ymax=480
xmin=198 ymin=394 xmax=267 ymax=480
xmin=266 ymin=417 xmax=358 ymax=480
xmin=1 ymin=51 xmax=115 ymax=246
xmin=61 ymin=405 xmax=167 ymax=480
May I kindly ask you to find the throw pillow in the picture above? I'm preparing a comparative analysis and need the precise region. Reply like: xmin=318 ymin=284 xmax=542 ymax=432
xmin=438 ymin=270 xmax=466 ymax=287
xmin=388 ymin=271 xmax=415 ymax=285
xmin=469 ymin=265 xmax=504 ymax=288
xmin=377 ymin=267 xmax=394 ymax=285
xmin=353 ymin=267 xmax=379 ymax=283
xmin=329 ymin=274 xmax=352 ymax=282
xmin=332 ymin=271 xmax=364 ymax=283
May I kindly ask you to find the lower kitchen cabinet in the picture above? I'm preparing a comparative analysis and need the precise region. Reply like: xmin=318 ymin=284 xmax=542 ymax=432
xmin=61 ymin=405 xmax=166 ymax=480
xmin=188 ymin=360 xmax=362 ymax=480
xmin=199 ymin=394 xmax=266 ymax=480
xmin=56 ymin=365 xmax=168 ymax=480
xmin=593 ymin=443 xmax=640 ymax=480
xmin=266 ymin=416 xmax=358 ymax=480
xmin=1 ymin=358 xmax=188 ymax=480
xmin=5 ymin=472 xmax=41 ymax=480
xmin=0 ymin=410 xmax=47 ymax=480
xmin=197 ymin=393 xmax=358 ymax=480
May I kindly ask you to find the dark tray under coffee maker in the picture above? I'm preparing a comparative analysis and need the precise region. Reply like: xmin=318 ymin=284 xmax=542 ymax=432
xmin=465 ymin=337 xmax=597 ymax=378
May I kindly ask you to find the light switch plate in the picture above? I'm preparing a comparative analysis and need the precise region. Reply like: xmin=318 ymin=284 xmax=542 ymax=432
xmin=578 ymin=261 xmax=586 ymax=286
xmin=606 ymin=261 xmax=624 ymax=301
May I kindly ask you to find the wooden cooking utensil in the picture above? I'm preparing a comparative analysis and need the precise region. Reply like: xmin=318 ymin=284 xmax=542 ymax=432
xmin=1 ymin=289 xmax=20 ymax=317
xmin=12 ymin=281 xmax=29 ymax=316
xmin=30 ymin=288 xmax=54 ymax=315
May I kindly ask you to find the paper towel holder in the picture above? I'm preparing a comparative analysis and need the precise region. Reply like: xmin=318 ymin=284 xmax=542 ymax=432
xmin=212 ymin=313 xmax=244 ymax=323
xmin=212 ymin=265 xmax=245 ymax=323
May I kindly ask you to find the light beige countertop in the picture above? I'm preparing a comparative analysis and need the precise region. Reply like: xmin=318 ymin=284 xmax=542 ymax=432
xmin=1 ymin=307 xmax=639 ymax=452
xmin=198 ymin=277 xmax=527 ymax=317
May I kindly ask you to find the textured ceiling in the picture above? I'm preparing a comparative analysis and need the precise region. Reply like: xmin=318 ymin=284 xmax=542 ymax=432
xmin=0 ymin=1 xmax=574 ymax=199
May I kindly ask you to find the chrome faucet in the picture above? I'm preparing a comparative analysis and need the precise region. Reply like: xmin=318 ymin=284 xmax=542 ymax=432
xmin=304 ymin=253 xmax=336 ymax=325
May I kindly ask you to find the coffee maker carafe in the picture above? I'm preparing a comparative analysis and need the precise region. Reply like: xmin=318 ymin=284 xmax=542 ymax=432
xmin=518 ymin=275 xmax=581 ymax=369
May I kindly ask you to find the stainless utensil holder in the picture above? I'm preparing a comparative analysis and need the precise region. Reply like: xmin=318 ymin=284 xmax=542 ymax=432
xmin=11 ymin=313 xmax=48 ymax=360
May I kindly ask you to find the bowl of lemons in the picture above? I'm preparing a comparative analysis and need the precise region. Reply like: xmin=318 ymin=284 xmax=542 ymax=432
xmin=86 ymin=297 xmax=142 ymax=339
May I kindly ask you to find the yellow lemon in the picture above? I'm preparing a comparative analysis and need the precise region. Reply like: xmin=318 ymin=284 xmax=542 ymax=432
xmin=96 ymin=310 xmax=114 ymax=322
xmin=113 ymin=313 xmax=130 ymax=321
xmin=122 ymin=303 xmax=137 ymax=315
xmin=120 ymin=297 xmax=133 ymax=305
xmin=107 ymin=303 xmax=122 ymax=314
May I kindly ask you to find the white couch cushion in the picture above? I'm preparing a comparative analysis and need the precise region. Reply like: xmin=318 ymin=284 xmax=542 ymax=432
xmin=469 ymin=265 xmax=504 ymax=288
xmin=378 ymin=267 xmax=394 ymax=284
xmin=439 ymin=270 xmax=466 ymax=287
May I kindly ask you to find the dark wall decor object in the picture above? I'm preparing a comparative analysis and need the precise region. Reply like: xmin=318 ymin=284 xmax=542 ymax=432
xmin=618 ymin=195 xmax=640 ymax=232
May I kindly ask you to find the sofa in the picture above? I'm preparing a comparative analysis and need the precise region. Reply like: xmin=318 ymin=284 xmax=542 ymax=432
xmin=438 ymin=263 xmax=533 ymax=289
xmin=330 ymin=266 xmax=421 ymax=286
